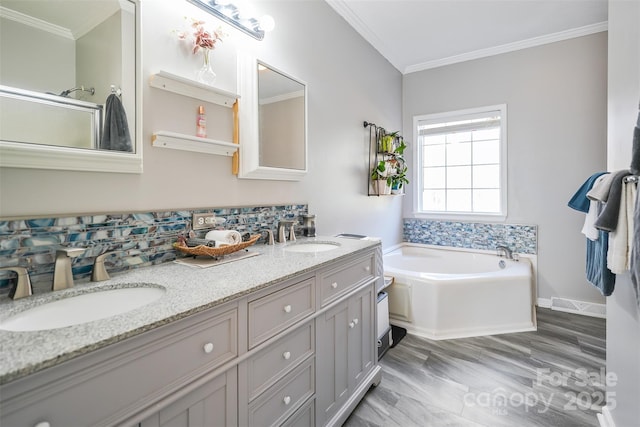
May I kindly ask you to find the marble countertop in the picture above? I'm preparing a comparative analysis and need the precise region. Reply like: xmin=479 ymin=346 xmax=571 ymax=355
xmin=0 ymin=236 xmax=380 ymax=385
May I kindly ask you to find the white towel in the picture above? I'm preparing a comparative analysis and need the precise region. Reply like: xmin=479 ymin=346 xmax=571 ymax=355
xmin=205 ymin=230 xmax=242 ymax=246
xmin=582 ymin=200 xmax=600 ymax=241
xmin=587 ymin=173 xmax=614 ymax=202
xmin=607 ymin=181 xmax=637 ymax=273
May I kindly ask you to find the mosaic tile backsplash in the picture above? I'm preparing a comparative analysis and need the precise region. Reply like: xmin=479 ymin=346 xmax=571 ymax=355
xmin=0 ymin=205 xmax=308 ymax=294
xmin=403 ymin=218 xmax=537 ymax=255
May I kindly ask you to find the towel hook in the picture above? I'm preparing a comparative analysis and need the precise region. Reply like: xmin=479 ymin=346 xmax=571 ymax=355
xmin=110 ymin=85 xmax=122 ymax=98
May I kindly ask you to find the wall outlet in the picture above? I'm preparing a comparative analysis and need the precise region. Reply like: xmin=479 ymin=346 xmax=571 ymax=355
xmin=192 ymin=213 xmax=217 ymax=230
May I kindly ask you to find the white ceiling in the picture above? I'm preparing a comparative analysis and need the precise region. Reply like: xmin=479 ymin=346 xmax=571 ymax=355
xmin=326 ymin=0 xmax=608 ymax=74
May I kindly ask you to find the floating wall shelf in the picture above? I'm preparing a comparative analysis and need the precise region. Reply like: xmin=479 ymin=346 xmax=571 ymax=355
xmin=149 ymin=71 xmax=240 ymax=107
xmin=152 ymin=131 xmax=238 ymax=157
xmin=149 ymin=71 xmax=240 ymax=165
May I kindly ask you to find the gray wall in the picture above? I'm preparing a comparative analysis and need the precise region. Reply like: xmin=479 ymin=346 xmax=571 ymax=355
xmin=0 ymin=1 xmax=404 ymax=247
xmin=402 ymin=33 xmax=608 ymax=304
xmin=605 ymin=0 xmax=640 ymax=425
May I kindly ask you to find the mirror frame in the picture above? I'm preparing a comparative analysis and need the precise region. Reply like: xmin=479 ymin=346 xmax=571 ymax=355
xmin=0 ymin=0 xmax=143 ymax=174
xmin=237 ymin=52 xmax=307 ymax=181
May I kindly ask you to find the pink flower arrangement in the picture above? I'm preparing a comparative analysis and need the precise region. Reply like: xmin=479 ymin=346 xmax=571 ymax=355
xmin=177 ymin=18 xmax=226 ymax=54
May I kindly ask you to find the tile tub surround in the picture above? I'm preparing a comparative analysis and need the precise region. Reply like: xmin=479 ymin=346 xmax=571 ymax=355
xmin=403 ymin=219 xmax=537 ymax=255
xmin=0 ymin=205 xmax=308 ymax=294
xmin=0 ymin=236 xmax=380 ymax=384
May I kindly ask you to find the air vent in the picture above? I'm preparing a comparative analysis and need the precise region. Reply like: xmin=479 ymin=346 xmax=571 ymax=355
xmin=550 ymin=297 xmax=606 ymax=318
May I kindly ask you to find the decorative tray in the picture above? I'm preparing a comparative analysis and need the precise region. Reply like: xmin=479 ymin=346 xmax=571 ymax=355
xmin=173 ymin=234 xmax=261 ymax=258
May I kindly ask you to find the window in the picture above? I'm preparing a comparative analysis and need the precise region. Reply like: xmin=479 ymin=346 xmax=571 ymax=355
xmin=414 ymin=105 xmax=507 ymax=218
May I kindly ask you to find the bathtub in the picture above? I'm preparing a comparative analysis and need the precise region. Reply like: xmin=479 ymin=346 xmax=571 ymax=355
xmin=384 ymin=243 xmax=536 ymax=340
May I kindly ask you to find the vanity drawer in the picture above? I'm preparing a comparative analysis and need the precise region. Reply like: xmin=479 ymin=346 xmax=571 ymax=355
xmin=319 ymin=254 xmax=375 ymax=306
xmin=248 ymin=358 xmax=315 ymax=427
xmin=0 ymin=305 xmax=238 ymax=427
xmin=282 ymin=397 xmax=315 ymax=427
xmin=249 ymin=278 xmax=315 ymax=348
xmin=247 ymin=320 xmax=314 ymax=401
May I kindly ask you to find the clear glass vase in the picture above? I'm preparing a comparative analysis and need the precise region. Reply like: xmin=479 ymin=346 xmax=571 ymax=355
xmin=195 ymin=49 xmax=216 ymax=85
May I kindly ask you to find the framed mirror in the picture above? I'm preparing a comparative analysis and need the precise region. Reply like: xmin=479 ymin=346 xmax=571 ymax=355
xmin=237 ymin=52 xmax=307 ymax=180
xmin=0 ymin=0 xmax=142 ymax=173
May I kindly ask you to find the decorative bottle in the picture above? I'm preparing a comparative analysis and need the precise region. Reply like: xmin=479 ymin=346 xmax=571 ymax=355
xmin=196 ymin=105 xmax=207 ymax=138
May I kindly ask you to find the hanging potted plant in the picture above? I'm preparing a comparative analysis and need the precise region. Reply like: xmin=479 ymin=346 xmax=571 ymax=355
xmin=390 ymin=163 xmax=409 ymax=194
xmin=379 ymin=131 xmax=398 ymax=153
xmin=371 ymin=160 xmax=392 ymax=195
xmin=393 ymin=137 xmax=407 ymax=155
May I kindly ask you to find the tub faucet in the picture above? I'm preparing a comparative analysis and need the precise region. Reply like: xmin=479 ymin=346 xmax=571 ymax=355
xmin=53 ymin=247 xmax=85 ymax=291
xmin=496 ymin=245 xmax=514 ymax=260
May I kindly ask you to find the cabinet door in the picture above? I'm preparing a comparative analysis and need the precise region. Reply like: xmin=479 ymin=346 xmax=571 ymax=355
xmin=315 ymin=299 xmax=350 ymax=425
xmin=141 ymin=367 xmax=237 ymax=427
xmin=348 ymin=286 xmax=375 ymax=391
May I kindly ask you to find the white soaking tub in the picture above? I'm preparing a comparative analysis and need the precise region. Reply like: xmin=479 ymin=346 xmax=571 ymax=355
xmin=384 ymin=243 xmax=536 ymax=340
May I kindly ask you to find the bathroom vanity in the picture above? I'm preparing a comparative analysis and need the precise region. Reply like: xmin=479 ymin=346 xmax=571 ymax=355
xmin=0 ymin=237 xmax=382 ymax=427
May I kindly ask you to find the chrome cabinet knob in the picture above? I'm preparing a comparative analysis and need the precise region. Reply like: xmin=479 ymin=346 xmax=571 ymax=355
xmin=283 ymin=396 xmax=291 ymax=405
xmin=283 ymin=304 xmax=292 ymax=313
xmin=34 ymin=422 xmax=51 ymax=427
xmin=349 ymin=321 xmax=355 ymax=329
xmin=283 ymin=351 xmax=291 ymax=360
xmin=203 ymin=342 xmax=214 ymax=354
xmin=331 ymin=282 xmax=338 ymax=289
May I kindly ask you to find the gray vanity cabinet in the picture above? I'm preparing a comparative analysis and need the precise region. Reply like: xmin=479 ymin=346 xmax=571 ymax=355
xmin=239 ymin=275 xmax=317 ymax=427
xmin=0 ymin=302 xmax=239 ymax=427
xmin=1 ymin=245 xmax=382 ymax=427
xmin=315 ymin=254 xmax=378 ymax=427
xmin=316 ymin=285 xmax=375 ymax=426
xmin=139 ymin=367 xmax=237 ymax=427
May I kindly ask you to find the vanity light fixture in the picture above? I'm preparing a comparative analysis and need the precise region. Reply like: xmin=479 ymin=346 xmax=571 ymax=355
xmin=186 ymin=0 xmax=274 ymax=40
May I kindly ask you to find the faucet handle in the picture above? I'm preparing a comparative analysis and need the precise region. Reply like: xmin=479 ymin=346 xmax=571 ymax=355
xmin=92 ymin=251 xmax=116 ymax=282
xmin=277 ymin=220 xmax=294 ymax=243
xmin=262 ymin=229 xmax=275 ymax=245
xmin=288 ymin=225 xmax=296 ymax=242
xmin=0 ymin=267 xmax=33 ymax=300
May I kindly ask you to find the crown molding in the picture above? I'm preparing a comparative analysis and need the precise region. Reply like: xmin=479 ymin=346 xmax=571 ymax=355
xmin=326 ymin=0 xmax=404 ymax=72
xmin=0 ymin=6 xmax=74 ymax=40
xmin=405 ymin=21 xmax=608 ymax=74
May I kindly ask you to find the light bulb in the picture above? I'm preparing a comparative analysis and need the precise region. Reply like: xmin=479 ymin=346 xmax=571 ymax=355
xmin=258 ymin=15 xmax=275 ymax=32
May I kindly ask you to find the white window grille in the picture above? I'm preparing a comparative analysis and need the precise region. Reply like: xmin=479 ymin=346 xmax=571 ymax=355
xmin=413 ymin=105 xmax=507 ymax=218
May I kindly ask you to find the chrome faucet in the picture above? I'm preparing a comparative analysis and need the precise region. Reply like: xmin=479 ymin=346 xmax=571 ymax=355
xmin=277 ymin=220 xmax=294 ymax=243
xmin=53 ymin=247 xmax=85 ymax=291
xmin=92 ymin=251 xmax=116 ymax=282
xmin=0 ymin=267 xmax=33 ymax=300
xmin=496 ymin=245 xmax=514 ymax=260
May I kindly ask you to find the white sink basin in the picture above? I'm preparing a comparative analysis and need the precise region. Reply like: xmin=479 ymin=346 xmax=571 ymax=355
xmin=0 ymin=286 xmax=165 ymax=332
xmin=283 ymin=242 xmax=341 ymax=253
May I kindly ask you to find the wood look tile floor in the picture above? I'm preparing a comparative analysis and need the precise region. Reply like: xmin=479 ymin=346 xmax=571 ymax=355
xmin=344 ymin=308 xmax=606 ymax=427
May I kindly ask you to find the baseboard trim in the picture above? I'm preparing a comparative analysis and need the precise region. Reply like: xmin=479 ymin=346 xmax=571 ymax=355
xmin=537 ymin=298 xmax=552 ymax=308
xmin=537 ymin=297 xmax=606 ymax=318
xmin=597 ymin=405 xmax=616 ymax=427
